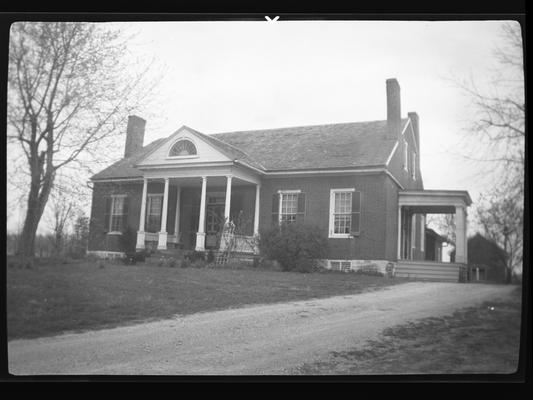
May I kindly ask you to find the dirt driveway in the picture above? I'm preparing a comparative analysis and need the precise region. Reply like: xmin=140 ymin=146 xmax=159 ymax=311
xmin=8 ymin=281 xmax=516 ymax=375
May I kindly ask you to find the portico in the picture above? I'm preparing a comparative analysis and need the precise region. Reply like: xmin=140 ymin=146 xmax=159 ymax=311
xmin=135 ymin=169 xmax=261 ymax=252
xmin=397 ymin=190 xmax=472 ymax=264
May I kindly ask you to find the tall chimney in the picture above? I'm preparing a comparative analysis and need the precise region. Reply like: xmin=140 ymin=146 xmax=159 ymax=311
xmin=124 ymin=115 xmax=146 ymax=158
xmin=386 ymin=78 xmax=401 ymax=140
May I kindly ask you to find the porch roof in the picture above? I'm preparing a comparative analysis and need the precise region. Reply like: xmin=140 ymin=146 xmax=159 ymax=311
xmin=399 ymin=189 xmax=472 ymax=214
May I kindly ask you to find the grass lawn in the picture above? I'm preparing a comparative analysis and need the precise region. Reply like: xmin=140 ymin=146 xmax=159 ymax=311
xmin=293 ymin=285 xmax=523 ymax=375
xmin=7 ymin=260 xmax=403 ymax=340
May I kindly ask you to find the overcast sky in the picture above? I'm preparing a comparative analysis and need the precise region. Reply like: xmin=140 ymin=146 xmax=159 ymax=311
xmin=7 ymin=19 xmax=524 ymax=235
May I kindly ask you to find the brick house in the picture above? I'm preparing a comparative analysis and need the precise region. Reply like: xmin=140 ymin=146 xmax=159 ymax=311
xmin=88 ymin=79 xmax=472 ymax=280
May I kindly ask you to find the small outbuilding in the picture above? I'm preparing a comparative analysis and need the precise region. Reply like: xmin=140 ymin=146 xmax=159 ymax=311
xmin=467 ymin=233 xmax=508 ymax=283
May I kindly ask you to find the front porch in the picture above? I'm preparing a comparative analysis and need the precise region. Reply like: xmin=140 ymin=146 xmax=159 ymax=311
xmin=135 ymin=173 xmax=261 ymax=254
xmin=396 ymin=190 xmax=472 ymax=282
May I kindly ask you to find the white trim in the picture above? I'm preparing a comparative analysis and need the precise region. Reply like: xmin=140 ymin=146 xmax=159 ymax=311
xmin=403 ymin=139 xmax=409 ymax=172
xmin=277 ymin=189 xmax=302 ymax=194
xmin=234 ymin=159 xmax=267 ymax=175
xmin=329 ymin=188 xmax=358 ymax=239
xmin=403 ymin=119 xmax=419 ymax=154
xmin=385 ymin=170 xmax=405 ymax=189
xmin=107 ymin=231 xmax=123 ymax=235
xmin=265 ymin=167 xmax=384 ymax=176
xmin=91 ymin=177 xmax=143 ymax=183
xmin=385 ymin=141 xmax=399 ymax=166
xmin=401 ymin=118 xmax=411 ymax=136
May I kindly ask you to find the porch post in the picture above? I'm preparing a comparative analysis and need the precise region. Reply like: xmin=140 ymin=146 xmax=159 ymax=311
xmin=455 ymin=205 xmax=466 ymax=264
xmin=195 ymin=176 xmax=207 ymax=251
xmin=136 ymin=178 xmax=148 ymax=250
xmin=224 ymin=175 xmax=232 ymax=223
xmin=157 ymin=177 xmax=169 ymax=250
xmin=174 ymin=186 xmax=181 ymax=238
xmin=397 ymin=205 xmax=402 ymax=260
xmin=254 ymin=183 xmax=261 ymax=235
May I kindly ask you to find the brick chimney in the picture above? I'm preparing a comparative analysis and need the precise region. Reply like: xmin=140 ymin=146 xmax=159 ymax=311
xmin=386 ymin=78 xmax=401 ymax=140
xmin=124 ymin=115 xmax=146 ymax=158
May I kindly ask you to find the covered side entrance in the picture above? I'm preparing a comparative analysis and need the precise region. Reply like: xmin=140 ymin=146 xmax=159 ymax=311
xmin=396 ymin=190 xmax=472 ymax=282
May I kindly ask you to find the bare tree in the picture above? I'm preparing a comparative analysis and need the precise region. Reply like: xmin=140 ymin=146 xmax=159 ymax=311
xmin=47 ymin=191 xmax=74 ymax=257
xmin=452 ymin=22 xmax=524 ymax=274
xmin=476 ymin=190 xmax=523 ymax=283
xmin=8 ymin=22 xmax=158 ymax=258
xmin=453 ymin=22 xmax=525 ymax=196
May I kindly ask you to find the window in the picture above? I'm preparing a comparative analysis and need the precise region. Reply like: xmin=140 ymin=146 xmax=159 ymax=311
xmin=107 ymin=195 xmax=128 ymax=233
xmin=280 ymin=193 xmax=298 ymax=223
xmin=146 ymin=194 xmax=163 ymax=232
xmin=329 ymin=189 xmax=361 ymax=238
xmin=168 ymin=139 xmax=197 ymax=157
xmin=271 ymin=190 xmax=305 ymax=225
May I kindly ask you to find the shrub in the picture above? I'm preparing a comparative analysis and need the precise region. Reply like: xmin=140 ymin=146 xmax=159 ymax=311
xmin=119 ymin=226 xmax=137 ymax=254
xmin=180 ymin=258 xmax=191 ymax=268
xmin=167 ymin=257 xmax=178 ymax=268
xmin=207 ymin=250 xmax=215 ymax=264
xmin=259 ymin=222 xmax=329 ymax=273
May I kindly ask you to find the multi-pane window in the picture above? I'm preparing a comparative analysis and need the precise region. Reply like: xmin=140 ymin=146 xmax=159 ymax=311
xmin=110 ymin=196 xmax=126 ymax=232
xmin=333 ymin=192 xmax=352 ymax=234
xmin=329 ymin=189 xmax=361 ymax=238
xmin=280 ymin=193 xmax=298 ymax=224
xmin=168 ymin=139 xmax=197 ymax=157
xmin=146 ymin=195 xmax=163 ymax=232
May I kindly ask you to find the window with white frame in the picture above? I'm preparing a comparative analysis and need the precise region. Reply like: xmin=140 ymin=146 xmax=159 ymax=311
xmin=280 ymin=192 xmax=299 ymax=224
xmin=168 ymin=139 xmax=197 ymax=157
xmin=110 ymin=195 xmax=126 ymax=232
xmin=146 ymin=194 xmax=163 ymax=232
xmin=272 ymin=190 xmax=305 ymax=225
xmin=329 ymin=189 xmax=361 ymax=238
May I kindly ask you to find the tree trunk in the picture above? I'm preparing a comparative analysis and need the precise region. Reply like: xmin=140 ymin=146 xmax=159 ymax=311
xmin=18 ymin=175 xmax=54 ymax=259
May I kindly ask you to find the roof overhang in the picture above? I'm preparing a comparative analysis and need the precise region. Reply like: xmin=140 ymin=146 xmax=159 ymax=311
xmin=399 ymin=189 xmax=472 ymax=214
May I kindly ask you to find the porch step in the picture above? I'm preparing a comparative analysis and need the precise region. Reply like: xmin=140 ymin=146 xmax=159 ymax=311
xmin=395 ymin=261 xmax=462 ymax=282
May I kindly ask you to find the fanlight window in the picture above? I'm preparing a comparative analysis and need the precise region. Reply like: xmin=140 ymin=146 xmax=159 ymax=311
xmin=169 ymin=139 xmax=197 ymax=157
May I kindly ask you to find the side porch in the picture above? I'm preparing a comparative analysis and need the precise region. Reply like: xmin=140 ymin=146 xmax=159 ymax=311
xmin=395 ymin=190 xmax=472 ymax=282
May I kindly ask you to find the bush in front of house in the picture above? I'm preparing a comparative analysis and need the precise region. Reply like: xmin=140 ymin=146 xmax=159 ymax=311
xmin=119 ymin=226 xmax=137 ymax=254
xmin=258 ymin=222 xmax=329 ymax=273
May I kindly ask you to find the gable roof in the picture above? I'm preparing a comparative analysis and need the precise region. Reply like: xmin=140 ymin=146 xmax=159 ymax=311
xmin=91 ymin=119 xmax=408 ymax=180
xmin=211 ymin=119 xmax=407 ymax=171
xmin=91 ymin=138 xmax=166 ymax=180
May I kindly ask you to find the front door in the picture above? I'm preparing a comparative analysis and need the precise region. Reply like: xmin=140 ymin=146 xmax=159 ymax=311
xmin=205 ymin=193 xmax=225 ymax=248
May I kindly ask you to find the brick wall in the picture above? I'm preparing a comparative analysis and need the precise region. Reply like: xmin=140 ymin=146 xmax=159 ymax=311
xmin=88 ymin=180 xmax=144 ymax=252
xmin=259 ymin=173 xmax=397 ymax=261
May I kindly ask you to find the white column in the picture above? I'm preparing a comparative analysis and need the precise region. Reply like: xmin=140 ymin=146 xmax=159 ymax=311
xmin=254 ymin=183 xmax=261 ymax=235
xmin=455 ymin=206 xmax=466 ymax=264
xmin=136 ymin=178 xmax=148 ymax=250
xmin=174 ymin=186 xmax=181 ymax=239
xmin=157 ymin=178 xmax=169 ymax=250
xmin=397 ymin=205 xmax=402 ymax=260
xmin=224 ymin=175 xmax=232 ymax=223
xmin=195 ymin=176 xmax=207 ymax=251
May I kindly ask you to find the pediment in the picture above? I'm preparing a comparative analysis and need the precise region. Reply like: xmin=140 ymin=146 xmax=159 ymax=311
xmin=136 ymin=126 xmax=232 ymax=167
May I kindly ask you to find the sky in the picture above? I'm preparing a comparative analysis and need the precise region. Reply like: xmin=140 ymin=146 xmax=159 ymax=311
xmin=6 ymin=19 xmax=524 ymax=235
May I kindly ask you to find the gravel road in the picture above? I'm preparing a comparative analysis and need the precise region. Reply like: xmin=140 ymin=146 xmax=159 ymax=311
xmin=8 ymin=282 xmax=516 ymax=375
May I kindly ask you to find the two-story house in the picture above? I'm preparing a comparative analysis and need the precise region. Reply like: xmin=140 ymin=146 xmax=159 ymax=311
xmin=88 ymin=79 xmax=472 ymax=281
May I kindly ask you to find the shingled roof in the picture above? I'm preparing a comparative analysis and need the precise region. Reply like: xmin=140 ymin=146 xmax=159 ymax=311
xmin=91 ymin=119 xmax=407 ymax=180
